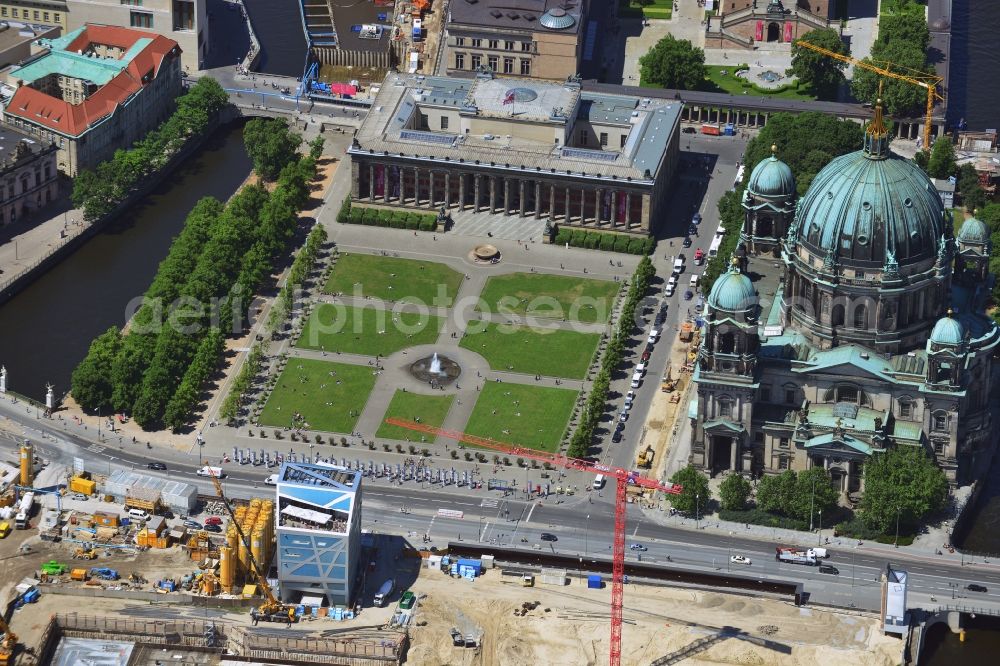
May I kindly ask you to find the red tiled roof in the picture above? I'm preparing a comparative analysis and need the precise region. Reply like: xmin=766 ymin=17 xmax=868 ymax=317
xmin=6 ymin=25 xmax=180 ymax=138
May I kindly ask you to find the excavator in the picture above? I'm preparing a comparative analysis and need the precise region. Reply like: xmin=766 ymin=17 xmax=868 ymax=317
xmin=0 ymin=612 xmax=17 ymax=665
xmin=207 ymin=474 xmax=296 ymax=624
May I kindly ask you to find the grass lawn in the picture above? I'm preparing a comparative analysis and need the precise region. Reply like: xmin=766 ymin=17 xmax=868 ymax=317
xmin=258 ymin=359 xmax=376 ymax=433
xmin=464 ymin=382 xmax=578 ymax=452
xmin=702 ymin=66 xmax=817 ymax=101
xmin=375 ymin=391 xmax=455 ymax=440
xmin=460 ymin=323 xmax=599 ymax=379
xmin=323 ymin=253 xmax=464 ymax=307
xmin=476 ymin=272 xmax=619 ymax=324
xmin=298 ymin=304 xmax=444 ymax=356
xmin=619 ymin=0 xmax=672 ymax=19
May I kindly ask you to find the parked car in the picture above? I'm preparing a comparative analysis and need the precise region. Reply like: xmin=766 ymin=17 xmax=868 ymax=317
xmin=684 ymin=290 xmax=694 ymax=300
xmin=818 ymin=565 xmax=840 ymax=575
xmin=688 ymin=224 xmax=698 ymax=235
xmin=730 ymin=555 xmax=752 ymax=565
xmin=183 ymin=520 xmax=201 ymax=530
xmin=967 ymin=583 xmax=988 ymax=593
xmin=692 ymin=212 xmax=702 ymax=225
xmin=682 ymin=126 xmax=697 ymax=134
xmin=634 ymin=362 xmax=646 ymax=375
xmin=146 ymin=462 xmax=166 ymax=471
xmin=682 ymin=236 xmax=692 ymax=247
xmin=624 ymin=390 xmax=636 ymax=407
xmin=71 ymin=493 xmax=88 ymax=501
xmin=611 ymin=429 xmax=623 ymax=443
xmin=204 ymin=516 xmax=223 ymax=526
xmin=629 ymin=544 xmax=647 ymax=551
xmin=641 ymin=348 xmax=651 ymax=362
xmin=647 ymin=329 xmax=660 ymax=343
xmin=540 ymin=533 xmax=557 ymax=542
xmin=203 ymin=524 xmax=223 ymax=533
xmin=619 ymin=410 xmax=628 ymax=423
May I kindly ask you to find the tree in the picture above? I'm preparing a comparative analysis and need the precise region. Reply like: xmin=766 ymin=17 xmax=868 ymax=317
xmin=850 ymin=40 xmax=932 ymax=116
xmin=788 ymin=468 xmax=839 ymax=522
xmin=926 ymin=135 xmax=956 ymax=178
xmin=638 ymin=35 xmax=706 ymax=90
xmin=875 ymin=11 xmax=930 ymax=51
xmin=957 ymin=163 xmax=986 ymax=212
xmin=668 ymin=465 xmax=711 ymax=515
xmin=243 ymin=118 xmax=302 ymax=180
xmin=756 ymin=471 xmax=797 ymax=514
xmin=719 ymin=473 xmax=751 ymax=511
xmin=860 ymin=446 xmax=948 ymax=533
xmin=70 ymin=328 xmax=122 ymax=411
xmin=791 ymin=28 xmax=850 ymax=98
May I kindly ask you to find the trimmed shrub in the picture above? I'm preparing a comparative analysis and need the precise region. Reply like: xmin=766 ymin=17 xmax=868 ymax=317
xmin=420 ymin=217 xmax=436 ymax=231
xmin=599 ymin=233 xmax=617 ymax=251
xmin=614 ymin=234 xmax=631 ymax=252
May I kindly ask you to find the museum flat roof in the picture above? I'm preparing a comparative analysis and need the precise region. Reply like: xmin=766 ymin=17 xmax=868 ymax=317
xmin=354 ymin=73 xmax=680 ymax=182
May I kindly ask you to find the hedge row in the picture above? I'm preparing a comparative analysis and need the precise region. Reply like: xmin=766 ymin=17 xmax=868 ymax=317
xmin=336 ymin=197 xmax=437 ymax=231
xmin=718 ymin=508 xmax=810 ymax=532
xmin=267 ymin=223 xmax=328 ymax=335
xmin=220 ymin=343 xmax=265 ymax=424
xmin=554 ymin=227 xmax=656 ymax=255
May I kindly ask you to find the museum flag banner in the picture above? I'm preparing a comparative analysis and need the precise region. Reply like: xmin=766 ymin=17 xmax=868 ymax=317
xmin=755 ymin=21 xmax=763 ymax=42
xmin=784 ymin=21 xmax=793 ymax=43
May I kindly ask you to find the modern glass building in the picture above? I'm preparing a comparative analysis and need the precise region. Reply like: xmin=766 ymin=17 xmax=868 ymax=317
xmin=275 ymin=462 xmax=362 ymax=607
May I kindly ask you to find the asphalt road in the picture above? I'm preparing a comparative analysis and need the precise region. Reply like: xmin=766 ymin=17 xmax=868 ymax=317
xmin=5 ymin=400 xmax=1000 ymax=615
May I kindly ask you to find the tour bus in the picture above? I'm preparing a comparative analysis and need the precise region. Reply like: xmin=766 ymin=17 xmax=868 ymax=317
xmin=708 ymin=234 xmax=723 ymax=259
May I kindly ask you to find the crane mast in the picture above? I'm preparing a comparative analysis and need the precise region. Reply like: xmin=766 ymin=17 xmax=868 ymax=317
xmin=384 ymin=418 xmax=682 ymax=666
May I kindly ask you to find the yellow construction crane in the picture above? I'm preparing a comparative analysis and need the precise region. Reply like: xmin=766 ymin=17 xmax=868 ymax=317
xmin=796 ymin=40 xmax=944 ymax=148
xmin=208 ymin=473 xmax=296 ymax=624
xmin=0 ymin=611 xmax=17 ymax=665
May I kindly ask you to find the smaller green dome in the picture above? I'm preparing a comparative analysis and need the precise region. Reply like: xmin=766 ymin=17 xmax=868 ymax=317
xmin=957 ymin=216 xmax=989 ymax=244
xmin=747 ymin=146 xmax=795 ymax=198
xmin=929 ymin=312 xmax=964 ymax=346
xmin=708 ymin=260 xmax=757 ymax=312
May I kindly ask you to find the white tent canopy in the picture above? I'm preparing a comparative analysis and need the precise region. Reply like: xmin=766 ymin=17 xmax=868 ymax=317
xmin=281 ymin=504 xmax=331 ymax=525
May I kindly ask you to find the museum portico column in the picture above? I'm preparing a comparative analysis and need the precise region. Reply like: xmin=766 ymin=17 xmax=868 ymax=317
xmin=368 ymin=164 xmax=375 ymax=202
xmin=519 ymin=180 xmax=526 ymax=217
xmin=474 ymin=174 xmax=481 ymax=212
xmin=504 ymin=178 xmax=511 ymax=214
xmin=458 ymin=173 xmax=466 ymax=211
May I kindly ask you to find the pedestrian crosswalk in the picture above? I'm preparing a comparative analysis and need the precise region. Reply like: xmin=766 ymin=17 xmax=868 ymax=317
xmin=450 ymin=211 xmax=545 ymax=241
xmin=480 ymin=499 xmax=499 ymax=508
xmin=87 ymin=444 xmax=105 ymax=454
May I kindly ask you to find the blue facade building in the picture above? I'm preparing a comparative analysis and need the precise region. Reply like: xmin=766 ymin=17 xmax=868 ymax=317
xmin=275 ymin=462 xmax=362 ymax=606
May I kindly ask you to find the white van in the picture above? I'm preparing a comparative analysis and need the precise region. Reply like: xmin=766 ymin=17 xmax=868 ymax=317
xmin=672 ymin=257 xmax=684 ymax=275
xmin=689 ymin=274 xmax=699 ymax=289
xmin=593 ymin=474 xmax=606 ymax=490
xmin=127 ymin=508 xmax=150 ymax=522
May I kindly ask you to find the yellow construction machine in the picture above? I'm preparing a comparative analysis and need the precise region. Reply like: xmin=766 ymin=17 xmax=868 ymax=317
xmin=73 ymin=547 xmax=97 ymax=560
xmin=208 ymin=474 xmax=296 ymax=624
xmin=0 ymin=611 xmax=17 ymax=665
xmin=636 ymin=446 xmax=655 ymax=469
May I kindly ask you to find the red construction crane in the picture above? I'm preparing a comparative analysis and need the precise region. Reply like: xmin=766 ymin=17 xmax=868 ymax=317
xmin=384 ymin=418 xmax=683 ymax=666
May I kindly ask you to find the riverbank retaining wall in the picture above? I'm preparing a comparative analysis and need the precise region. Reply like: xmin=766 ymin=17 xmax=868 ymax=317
xmin=0 ymin=114 xmax=234 ymax=308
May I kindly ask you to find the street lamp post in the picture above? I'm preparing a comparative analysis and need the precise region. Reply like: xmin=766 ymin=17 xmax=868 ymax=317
xmin=695 ymin=493 xmax=700 ymax=529
xmin=95 ymin=407 xmax=101 ymax=442
xmin=809 ymin=476 xmax=816 ymax=532
xmin=894 ymin=507 xmax=901 ymax=548
xmin=478 ymin=515 xmax=483 ymax=541
xmin=817 ymin=509 xmax=823 ymax=546
xmin=585 ymin=514 xmax=590 ymax=558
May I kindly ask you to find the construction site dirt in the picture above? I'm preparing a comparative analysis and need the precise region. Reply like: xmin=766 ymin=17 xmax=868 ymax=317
xmin=6 ymin=546 xmax=902 ymax=666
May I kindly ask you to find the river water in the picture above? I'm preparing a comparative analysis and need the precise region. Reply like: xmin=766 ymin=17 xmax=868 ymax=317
xmin=0 ymin=123 xmax=251 ymax=403
xmin=242 ymin=0 xmax=308 ymax=78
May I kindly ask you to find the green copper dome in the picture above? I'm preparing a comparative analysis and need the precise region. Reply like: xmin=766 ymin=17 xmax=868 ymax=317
xmin=795 ymin=150 xmax=947 ymax=267
xmin=708 ymin=261 xmax=758 ymax=312
xmin=929 ymin=312 xmax=965 ymax=346
xmin=747 ymin=147 xmax=795 ymax=198
xmin=957 ymin=216 xmax=989 ymax=244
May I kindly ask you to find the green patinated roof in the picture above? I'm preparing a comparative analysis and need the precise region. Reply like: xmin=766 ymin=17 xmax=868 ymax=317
xmin=747 ymin=152 xmax=795 ymax=198
xmin=957 ymin=216 xmax=989 ymax=244
xmin=796 ymin=149 xmax=947 ymax=267
xmin=708 ymin=262 xmax=757 ymax=312
xmin=702 ymin=419 xmax=746 ymax=433
xmin=792 ymin=345 xmax=895 ymax=382
xmin=929 ymin=314 xmax=965 ymax=346
xmin=807 ymin=403 xmax=883 ymax=431
xmin=11 ymin=26 xmax=152 ymax=86
xmin=803 ymin=432 xmax=873 ymax=455
xmin=892 ymin=421 xmax=924 ymax=442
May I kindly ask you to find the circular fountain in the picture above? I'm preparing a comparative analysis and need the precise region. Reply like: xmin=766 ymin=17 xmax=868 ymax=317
xmin=409 ymin=352 xmax=462 ymax=386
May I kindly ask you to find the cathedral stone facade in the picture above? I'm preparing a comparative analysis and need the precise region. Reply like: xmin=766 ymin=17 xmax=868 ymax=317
xmin=690 ymin=105 xmax=999 ymax=494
